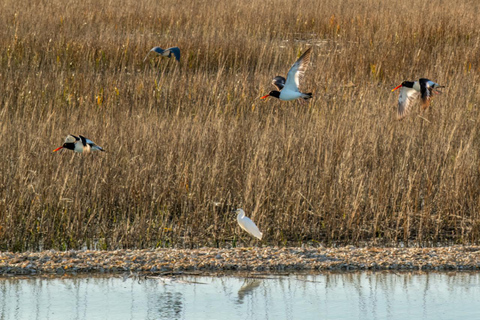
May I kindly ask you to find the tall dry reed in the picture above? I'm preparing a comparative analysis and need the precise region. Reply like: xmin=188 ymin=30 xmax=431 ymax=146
xmin=0 ymin=0 xmax=479 ymax=250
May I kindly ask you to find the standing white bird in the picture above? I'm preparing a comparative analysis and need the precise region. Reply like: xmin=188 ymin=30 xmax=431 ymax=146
xmin=143 ymin=46 xmax=181 ymax=62
xmin=391 ymin=78 xmax=445 ymax=120
xmin=53 ymin=134 xmax=105 ymax=153
xmin=233 ymin=209 xmax=263 ymax=240
xmin=260 ymin=48 xmax=312 ymax=101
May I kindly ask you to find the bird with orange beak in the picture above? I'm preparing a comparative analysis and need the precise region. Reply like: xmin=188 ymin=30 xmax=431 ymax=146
xmin=392 ymin=78 xmax=444 ymax=120
xmin=53 ymin=135 xmax=105 ymax=153
xmin=261 ymin=48 xmax=313 ymax=102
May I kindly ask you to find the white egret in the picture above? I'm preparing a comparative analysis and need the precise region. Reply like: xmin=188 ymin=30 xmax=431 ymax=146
xmin=233 ymin=209 xmax=263 ymax=240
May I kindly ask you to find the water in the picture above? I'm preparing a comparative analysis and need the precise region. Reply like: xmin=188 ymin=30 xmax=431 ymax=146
xmin=1 ymin=272 xmax=479 ymax=320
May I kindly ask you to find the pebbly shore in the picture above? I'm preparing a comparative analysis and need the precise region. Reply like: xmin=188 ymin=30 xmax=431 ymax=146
xmin=1 ymin=246 xmax=480 ymax=275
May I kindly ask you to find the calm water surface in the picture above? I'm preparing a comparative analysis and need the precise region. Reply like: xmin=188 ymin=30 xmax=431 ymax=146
xmin=1 ymin=272 xmax=479 ymax=320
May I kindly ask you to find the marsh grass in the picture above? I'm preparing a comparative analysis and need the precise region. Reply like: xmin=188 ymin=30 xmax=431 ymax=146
xmin=1 ymin=0 xmax=480 ymax=251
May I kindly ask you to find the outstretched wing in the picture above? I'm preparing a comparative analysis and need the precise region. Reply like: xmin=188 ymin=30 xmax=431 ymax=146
xmin=165 ymin=47 xmax=181 ymax=61
xmin=150 ymin=47 xmax=165 ymax=55
xmin=79 ymin=135 xmax=88 ymax=147
xmin=397 ymin=86 xmax=420 ymax=120
xmin=79 ymin=135 xmax=104 ymax=151
xmin=419 ymin=78 xmax=433 ymax=109
xmin=284 ymin=47 xmax=312 ymax=92
xmin=65 ymin=134 xmax=79 ymax=143
xmin=143 ymin=47 xmax=165 ymax=62
xmin=419 ymin=78 xmax=445 ymax=110
xmin=272 ymin=76 xmax=286 ymax=91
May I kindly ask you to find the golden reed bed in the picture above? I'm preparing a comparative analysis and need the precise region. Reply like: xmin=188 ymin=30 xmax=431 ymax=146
xmin=0 ymin=0 xmax=479 ymax=251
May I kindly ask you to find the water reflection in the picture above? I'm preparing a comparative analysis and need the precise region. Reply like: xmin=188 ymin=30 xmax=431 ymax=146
xmin=156 ymin=292 xmax=183 ymax=319
xmin=1 ymin=272 xmax=479 ymax=320
xmin=237 ymin=279 xmax=262 ymax=304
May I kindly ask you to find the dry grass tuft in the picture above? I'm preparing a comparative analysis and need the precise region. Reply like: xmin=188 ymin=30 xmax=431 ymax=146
xmin=1 ymin=0 xmax=480 ymax=250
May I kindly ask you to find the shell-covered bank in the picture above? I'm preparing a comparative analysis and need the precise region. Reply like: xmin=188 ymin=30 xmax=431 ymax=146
xmin=1 ymin=246 xmax=480 ymax=275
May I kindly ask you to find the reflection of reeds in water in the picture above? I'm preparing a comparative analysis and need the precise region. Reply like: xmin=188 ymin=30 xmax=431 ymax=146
xmin=157 ymin=292 xmax=184 ymax=319
xmin=237 ymin=279 xmax=262 ymax=304
xmin=1 ymin=274 xmax=479 ymax=318
xmin=1 ymin=0 xmax=480 ymax=250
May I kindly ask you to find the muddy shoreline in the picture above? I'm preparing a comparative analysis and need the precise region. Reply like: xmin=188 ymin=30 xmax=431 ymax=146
xmin=1 ymin=246 xmax=479 ymax=275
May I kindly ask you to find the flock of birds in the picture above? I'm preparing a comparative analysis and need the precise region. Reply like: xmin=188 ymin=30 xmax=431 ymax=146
xmin=52 ymin=45 xmax=446 ymax=240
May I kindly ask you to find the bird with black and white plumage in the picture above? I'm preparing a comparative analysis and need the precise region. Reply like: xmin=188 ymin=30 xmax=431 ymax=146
xmin=391 ymin=78 xmax=445 ymax=120
xmin=53 ymin=135 xmax=105 ymax=153
xmin=143 ymin=46 xmax=181 ymax=63
xmin=261 ymin=48 xmax=312 ymax=101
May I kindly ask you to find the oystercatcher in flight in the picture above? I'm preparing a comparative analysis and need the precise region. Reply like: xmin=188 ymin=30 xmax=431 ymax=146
xmin=391 ymin=78 xmax=445 ymax=120
xmin=261 ymin=48 xmax=313 ymax=101
xmin=53 ymin=135 xmax=105 ymax=153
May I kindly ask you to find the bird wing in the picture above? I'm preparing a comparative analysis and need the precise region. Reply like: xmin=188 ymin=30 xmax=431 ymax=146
xmin=237 ymin=216 xmax=263 ymax=240
xmin=79 ymin=135 xmax=88 ymax=147
xmin=165 ymin=47 xmax=181 ymax=61
xmin=143 ymin=47 xmax=164 ymax=62
xmin=272 ymin=76 xmax=286 ymax=91
xmin=419 ymin=78 xmax=432 ymax=108
xmin=419 ymin=78 xmax=444 ymax=110
xmin=397 ymin=86 xmax=420 ymax=120
xmin=151 ymin=47 xmax=164 ymax=55
xmin=284 ymin=48 xmax=312 ymax=92
xmin=65 ymin=134 xmax=79 ymax=143
xmin=91 ymin=145 xmax=105 ymax=151
xmin=79 ymin=135 xmax=104 ymax=151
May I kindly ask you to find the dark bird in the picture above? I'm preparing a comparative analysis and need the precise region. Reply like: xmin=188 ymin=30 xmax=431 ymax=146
xmin=261 ymin=48 xmax=312 ymax=101
xmin=143 ymin=46 xmax=181 ymax=62
xmin=53 ymin=135 xmax=105 ymax=153
xmin=391 ymin=78 xmax=445 ymax=120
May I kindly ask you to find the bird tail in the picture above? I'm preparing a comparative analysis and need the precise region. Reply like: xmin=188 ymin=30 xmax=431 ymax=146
xmin=303 ymin=93 xmax=313 ymax=100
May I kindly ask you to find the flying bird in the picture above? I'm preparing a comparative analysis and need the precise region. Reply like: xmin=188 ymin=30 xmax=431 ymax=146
xmin=143 ymin=46 xmax=181 ymax=62
xmin=233 ymin=209 xmax=263 ymax=240
xmin=53 ymin=135 xmax=105 ymax=153
xmin=391 ymin=78 xmax=445 ymax=120
xmin=261 ymin=48 xmax=312 ymax=101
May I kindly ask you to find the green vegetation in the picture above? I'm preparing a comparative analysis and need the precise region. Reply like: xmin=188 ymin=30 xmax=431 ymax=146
xmin=1 ymin=0 xmax=479 ymax=251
